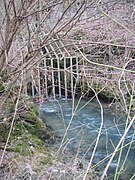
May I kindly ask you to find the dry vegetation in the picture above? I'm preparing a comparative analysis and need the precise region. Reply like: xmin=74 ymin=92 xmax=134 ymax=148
xmin=0 ymin=0 xmax=135 ymax=179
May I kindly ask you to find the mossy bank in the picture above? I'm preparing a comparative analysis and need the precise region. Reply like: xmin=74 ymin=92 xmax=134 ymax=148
xmin=0 ymin=98 xmax=55 ymax=162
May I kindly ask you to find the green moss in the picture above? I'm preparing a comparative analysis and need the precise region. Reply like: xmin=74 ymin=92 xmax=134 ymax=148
xmin=19 ymin=104 xmax=55 ymax=142
xmin=29 ymin=104 xmax=39 ymax=116
xmin=21 ymin=104 xmax=40 ymax=124
xmin=10 ymin=123 xmax=52 ymax=159
xmin=14 ymin=135 xmax=49 ymax=157
xmin=0 ymin=100 xmax=54 ymax=164
xmin=0 ymin=83 xmax=5 ymax=93
xmin=25 ymin=112 xmax=38 ymax=123
xmin=22 ymin=111 xmax=55 ymax=141
xmin=40 ymin=155 xmax=52 ymax=165
xmin=5 ymin=100 xmax=14 ymax=113
xmin=9 ymin=106 xmax=54 ymax=157
xmin=13 ymin=139 xmax=30 ymax=156
xmin=12 ymin=124 xmax=24 ymax=136
xmin=78 ymin=80 xmax=115 ymax=102
xmin=29 ymin=134 xmax=44 ymax=147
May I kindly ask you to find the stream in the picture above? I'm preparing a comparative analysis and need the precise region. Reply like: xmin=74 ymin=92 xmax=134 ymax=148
xmin=40 ymin=99 xmax=135 ymax=179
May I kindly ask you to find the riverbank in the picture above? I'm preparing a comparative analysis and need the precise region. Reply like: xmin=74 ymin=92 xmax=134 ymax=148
xmin=1 ymin=96 xmax=134 ymax=180
xmin=0 ymin=147 xmax=102 ymax=180
xmin=0 ymin=99 xmax=102 ymax=180
xmin=0 ymin=99 xmax=54 ymax=179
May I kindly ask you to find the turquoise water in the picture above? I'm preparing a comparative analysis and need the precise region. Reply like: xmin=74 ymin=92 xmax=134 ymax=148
xmin=40 ymin=99 xmax=135 ymax=179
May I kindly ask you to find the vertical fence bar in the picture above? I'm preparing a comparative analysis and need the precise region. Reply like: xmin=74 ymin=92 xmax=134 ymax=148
xmin=82 ymin=59 xmax=85 ymax=92
xmin=64 ymin=57 xmax=67 ymax=99
xmin=75 ymin=56 xmax=79 ymax=96
xmin=76 ymin=56 xmax=79 ymax=81
xmin=37 ymin=63 xmax=41 ymax=97
xmin=57 ymin=58 xmax=61 ymax=98
xmin=44 ymin=59 xmax=48 ymax=99
xmin=51 ymin=58 xmax=55 ymax=99
xmin=49 ymin=44 xmax=61 ymax=99
xmin=70 ymin=56 xmax=74 ymax=98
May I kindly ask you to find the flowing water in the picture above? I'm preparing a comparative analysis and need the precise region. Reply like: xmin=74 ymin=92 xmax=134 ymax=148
xmin=40 ymin=99 xmax=135 ymax=179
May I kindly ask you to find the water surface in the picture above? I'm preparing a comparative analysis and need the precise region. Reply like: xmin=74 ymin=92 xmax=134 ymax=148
xmin=40 ymin=99 xmax=135 ymax=179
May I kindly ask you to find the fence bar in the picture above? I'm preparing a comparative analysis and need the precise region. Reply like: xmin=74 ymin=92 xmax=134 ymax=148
xmin=37 ymin=63 xmax=41 ymax=97
xmin=64 ymin=57 xmax=67 ymax=99
xmin=70 ymin=56 xmax=74 ymax=98
xmin=76 ymin=57 xmax=79 ymax=81
xmin=44 ymin=59 xmax=48 ymax=99
xmin=49 ymin=44 xmax=62 ymax=99
xmin=51 ymin=58 xmax=55 ymax=99
xmin=82 ymin=59 xmax=85 ymax=92
xmin=57 ymin=58 xmax=61 ymax=98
